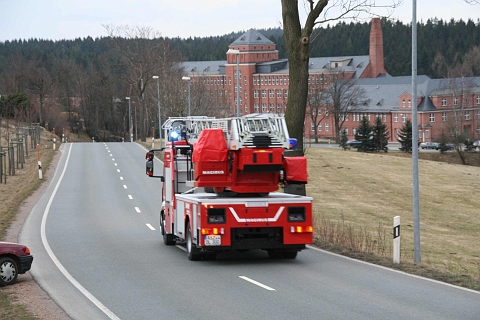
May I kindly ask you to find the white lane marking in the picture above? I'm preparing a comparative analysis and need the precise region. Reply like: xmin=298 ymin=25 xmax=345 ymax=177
xmin=128 ymin=195 xmax=133 ymax=200
xmin=114 ymin=163 xmax=117 ymax=166
xmin=110 ymin=154 xmax=112 ymax=157
xmin=120 ymin=177 xmax=123 ymax=181
xmin=117 ymin=169 xmax=120 ymax=173
xmin=40 ymin=144 xmax=120 ymax=320
xmin=176 ymin=245 xmax=186 ymax=252
xmin=123 ymin=185 xmax=127 ymax=189
xmin=239 ymin=276 xmax=276 ymax=291
xmin=146 ymin=224 xmax=155 ymax=231
xmin=135 ymin=207 xmax=141 ymax=213
xmin=112 ymin=158 xmax=115 ymax=161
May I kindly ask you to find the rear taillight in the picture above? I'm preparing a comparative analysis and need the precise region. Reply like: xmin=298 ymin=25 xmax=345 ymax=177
xmin=24 ymin=247 xmax=31 ymax=255
xmin=290 ymin=226 xmax=313 ymax=233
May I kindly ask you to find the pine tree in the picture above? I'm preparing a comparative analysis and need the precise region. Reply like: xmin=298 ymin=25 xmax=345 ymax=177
xmin=354 ymin=116 xmax=374 ymax=152
xmin=339 ymin=128 xmax=348 ymax=150
xmin=397 ymin=119 xmax=414 ymax=152
xmin=372 ymin=117 xmax=389 ymax=152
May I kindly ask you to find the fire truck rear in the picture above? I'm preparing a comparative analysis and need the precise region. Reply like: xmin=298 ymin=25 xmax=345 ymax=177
xmin=145 ymin=114 xmax=313 ymax=260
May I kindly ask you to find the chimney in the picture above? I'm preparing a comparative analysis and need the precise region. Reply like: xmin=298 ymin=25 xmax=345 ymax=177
xmin=369 ymin=18 xmax=386 ymax=77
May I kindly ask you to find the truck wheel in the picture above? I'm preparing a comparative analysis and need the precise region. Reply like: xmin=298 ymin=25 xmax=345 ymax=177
xmin=267 ymin=250 xmax=282 ymax=259
xmin=283 ymin=251 xmax=298 ymax=259
xmin=186 ymin=222 xmax=202 ymax=261
xmin=162 ymin=216 xmax=175 ymax=246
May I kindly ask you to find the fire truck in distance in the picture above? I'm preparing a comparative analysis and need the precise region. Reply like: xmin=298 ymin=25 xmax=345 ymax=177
xmin=145 ymin=114 xmax=313 ymax=260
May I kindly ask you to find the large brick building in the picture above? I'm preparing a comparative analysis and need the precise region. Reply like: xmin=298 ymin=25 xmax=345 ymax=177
xmin=182 ymin=18 xmax=480 ymax=142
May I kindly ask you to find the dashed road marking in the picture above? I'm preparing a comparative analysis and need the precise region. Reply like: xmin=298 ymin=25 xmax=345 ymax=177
xmin=135 ymin=207 xmax=141 ymax=213
xmin=146 ymin=224 xmax=155 ymax=230
xmin=239 ymin=276 xmax=276 ymax=291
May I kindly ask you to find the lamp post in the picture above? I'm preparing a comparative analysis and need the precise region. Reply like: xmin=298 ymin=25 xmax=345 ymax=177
xmin=182 ymin=76 xmax=191 ymax=117
xmin=227 ymin=49 xmax=241 ymax=117
xmin=152 ymin=75 xmax=162 ymax=149
xmin=125 ymin=97 xmax=132 ymax=142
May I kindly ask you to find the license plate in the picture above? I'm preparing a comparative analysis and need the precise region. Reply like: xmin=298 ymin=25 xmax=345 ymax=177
xmin=204 ymin=235 xmax=221 ymax=246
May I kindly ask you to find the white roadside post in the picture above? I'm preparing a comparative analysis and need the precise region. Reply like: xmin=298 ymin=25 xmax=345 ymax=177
xmin=37 ymin=144 xmax=42 ymax=180
xmin=393 ymin=216 xmax=401 ymax=263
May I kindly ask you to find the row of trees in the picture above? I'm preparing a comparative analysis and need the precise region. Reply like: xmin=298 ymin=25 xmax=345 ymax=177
xmin=338 ymin=116 xmax=389 ymax=152
xmin=0 ymin=26 xmax=228 ymax=142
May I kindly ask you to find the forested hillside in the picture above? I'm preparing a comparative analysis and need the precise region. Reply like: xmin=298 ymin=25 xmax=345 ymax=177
xmin=1 ymin=18 xmax=479 ymax=78
xmin=1 ymin=18 xmax=479 ymax=142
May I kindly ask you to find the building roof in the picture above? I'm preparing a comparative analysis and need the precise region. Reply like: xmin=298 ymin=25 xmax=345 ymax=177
xmin=181 ymin=60 xmax=226 ymax=76
xmin=230 ymin=29 xmax=275 ymax=46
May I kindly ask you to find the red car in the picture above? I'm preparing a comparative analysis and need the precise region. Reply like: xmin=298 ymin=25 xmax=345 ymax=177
xmin=0 ymin=242 xmax=34 ymax=286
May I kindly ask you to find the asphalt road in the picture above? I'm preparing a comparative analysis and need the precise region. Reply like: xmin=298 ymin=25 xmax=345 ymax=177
xmin=20 ymin=142 xmax=480 ymax=320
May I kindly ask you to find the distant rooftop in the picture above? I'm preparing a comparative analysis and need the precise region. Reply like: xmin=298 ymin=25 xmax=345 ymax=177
xmin=230 ymin=29 xmax=275 ymax=46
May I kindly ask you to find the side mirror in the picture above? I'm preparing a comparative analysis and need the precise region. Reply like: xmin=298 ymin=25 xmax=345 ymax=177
xmin=146 ymin=159 xmax=154 ymax=177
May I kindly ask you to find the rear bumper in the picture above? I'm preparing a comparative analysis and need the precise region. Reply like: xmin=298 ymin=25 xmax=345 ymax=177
xmin=19 ymin=255 xmax=34 ymax=273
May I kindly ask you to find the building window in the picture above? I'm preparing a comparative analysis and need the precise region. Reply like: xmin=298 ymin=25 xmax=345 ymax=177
xmin=277 ymin=104 xmax=282 ymax=113
xmin=244 ymin=76 xmax=247 ymax=85
xmin=430 ymin=113 xmax=435 ymax=122
xmin=262 ymin=90 xmax=266 ymax=98
xmin=261 ymin=78 xmax=264 ymax=85
xmin=442 ymin=98 xmax=447 ymax=106
xmin=454 ymin=97 xmax=458 ymax=106
xmin=269 ymin=103 xmax=274 ymax=112
xmin=280 ymin=77 xmax=283 ymax=85
xmin=344 ymin=128 xmax=348 ymax=136
xmin=408 ymin=100 xmax=412 ymax=108
xmin=318 ymin=122 xmax=322 ymax=132
xmin=402 ymin=114 xmax=406 ymax=123
xmin=325 ymin=122 xmax=329 ymax=132
xmin=245 ymin=104 xmax=248 ymax=112
xmin=276 ymin=76 xmax=279 ymax=85
xmin=268 ymin=77 xmax=271 ymax=85
xmin=442 ymin=112 xmax=447 ymax=122
xmin=402 ymin=100 xmax=406 ymax=108
xmin=426 ymin=130 xmax=429 ymax=138
xmin=229 ymin=78 xmax=232 ymax=85
xmin=262 ymin=103 xmax=266 ymax=113
xmin=284 ymin=90 xmax=288 ymax=98
xmin=254 ymin=90 xmax=259 ymax=98
xmin=325 ymin=108 xmax=329 ymax=116
xmin=245 ymin=91 xmax=247 ymax=98
xmin=477 ymin=110 xmax=480 ymax=119
xmin=277 ymin=90 xmax=282 ymax=98
xmin=477 ymin=126 xmax=480 ymax=135
xmin=254 ymin=104 xmax=259 ymax=112
xmin=311 ymin=122 xmax=315 ymax=131
xmin=253 ymin=78 xmax=257 ymax=85
xmin=269 ymin=90 xmax=274 ymax=98
xmin=383 ymin=114 xmax=386 ymax=122
xmin=477 ymin=96 xmax=480 ymax=104
xmin=394 ymin=114 xmax=398 ymax=122
xmin=353 ymin=128 xmax=357 ymax=135
xmin=465 ymin=111 xmax=470 ymax=120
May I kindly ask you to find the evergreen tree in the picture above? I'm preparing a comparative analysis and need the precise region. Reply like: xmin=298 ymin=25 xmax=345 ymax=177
xmin=354 ymin=116 xmax=375 ymax=152
xmin=372 ymin=117 xmax=389 ymax=152
xmin=397 ymin=119 xmax=414 ymax=152
xmin=339 ymin=128 xmax=348 ymax=150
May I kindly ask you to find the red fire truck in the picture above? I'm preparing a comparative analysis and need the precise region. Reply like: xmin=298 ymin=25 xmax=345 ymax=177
xmin=146 ymin=114 xmax=313 ymax=260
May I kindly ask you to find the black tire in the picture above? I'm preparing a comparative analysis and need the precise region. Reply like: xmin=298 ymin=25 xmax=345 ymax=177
xmin=283 ymin=251 xmax=298 ymax=259
xmin=267 ymin=250 xmax=282 ymax=259
xmin=161 ymin=215 xmax=175 ymax=246
xmin=0 ymin=257 xmax=18 ymax=286
xmin=186 ymin=222 xmax=202 ymax=261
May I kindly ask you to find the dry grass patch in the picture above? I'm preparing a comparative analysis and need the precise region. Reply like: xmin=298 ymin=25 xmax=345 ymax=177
xmin=307 ymin=148 xmax=480 ymax=282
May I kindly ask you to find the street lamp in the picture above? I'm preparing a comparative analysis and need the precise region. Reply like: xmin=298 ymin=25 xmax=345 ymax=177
xmin=152 ymin=75 xmax=162 ymax=149
xmin=182 ymin=76 xmax=191 ymax=117
xmin=125 ymin=97 xmax=132 ymax=142
xmin=227 ymin=49 xmax=241 ymax=117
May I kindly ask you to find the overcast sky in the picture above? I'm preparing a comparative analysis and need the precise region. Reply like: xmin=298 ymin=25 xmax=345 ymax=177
xmin=1 ymin=0 xmax=479 ymax=42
